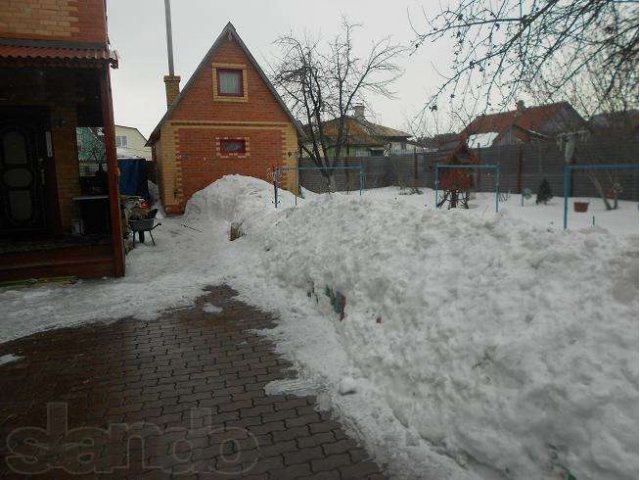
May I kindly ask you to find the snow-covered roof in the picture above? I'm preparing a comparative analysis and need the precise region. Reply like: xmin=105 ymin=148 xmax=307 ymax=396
xmin=117 ymin=147 xmax=145 ymax=160
xmin=467 ymin=132 xmax=499 ymax=148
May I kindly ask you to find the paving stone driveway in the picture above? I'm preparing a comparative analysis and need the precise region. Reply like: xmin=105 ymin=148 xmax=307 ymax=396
xmin=0 ymin=285 xmax=384 ymax=479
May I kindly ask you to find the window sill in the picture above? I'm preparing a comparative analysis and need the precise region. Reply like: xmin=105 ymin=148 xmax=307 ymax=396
xmin=212 ymin=95 xmax=249 ymax=103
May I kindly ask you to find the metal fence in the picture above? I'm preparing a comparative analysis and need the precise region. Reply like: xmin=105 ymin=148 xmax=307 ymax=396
xmin=298 ymin=137 xmax=639 ymax=201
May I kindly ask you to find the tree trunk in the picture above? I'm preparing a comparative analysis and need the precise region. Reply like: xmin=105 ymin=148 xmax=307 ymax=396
xmin=327 ymin=174 xmax=337 ymax=193
xmin=587 ymin=172 xmax=613 ymax=210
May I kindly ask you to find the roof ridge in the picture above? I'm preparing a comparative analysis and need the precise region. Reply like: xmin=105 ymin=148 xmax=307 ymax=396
xmin=477 ymin=101 xmax=569 ymax=117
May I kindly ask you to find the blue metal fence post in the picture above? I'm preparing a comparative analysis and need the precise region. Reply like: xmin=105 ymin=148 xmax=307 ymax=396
xmin=273 ymin=167 xmax=279 ymax=209
xmin=563 ymin=164 xmax=570 ymax=229
xmin=495 ymin=166 xmax=500 ymax=213
xmin=295 ymin=165 xmax=299 ymax=207
xmin=434 ymin=164 xmax=439 ymax=208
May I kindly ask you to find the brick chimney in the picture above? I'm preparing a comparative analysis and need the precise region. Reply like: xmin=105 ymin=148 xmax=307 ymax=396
xmin=354 ymin=104 xmax=365 ymax=121
xmin=164 ymin=75 xmax=181 ymax=107
xmin=516 ymin=100 xmax=526 ymax=113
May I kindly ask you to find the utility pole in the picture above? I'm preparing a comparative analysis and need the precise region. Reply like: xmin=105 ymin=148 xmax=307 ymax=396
xmin=162 ymin=0 xmax=180 ymax=106
xmin=164 ymin=0 xmax=174 ymax=76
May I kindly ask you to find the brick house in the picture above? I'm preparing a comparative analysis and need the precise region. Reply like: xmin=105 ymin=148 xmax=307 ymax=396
xmin=148 ymin=22 xmax=302 ymax=214
xmin=0 ymin=0 xmax=124 ymax=281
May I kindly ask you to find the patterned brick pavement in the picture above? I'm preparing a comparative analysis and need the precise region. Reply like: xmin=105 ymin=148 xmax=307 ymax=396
xmin=0 ymin=285 xmax=384 ymax=479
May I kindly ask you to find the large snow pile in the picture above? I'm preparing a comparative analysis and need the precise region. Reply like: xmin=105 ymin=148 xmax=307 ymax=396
xmin=0 ymin=175 xmax=636 ymax=479
xmin=183 ymin=175 xmax=308 ymax=234
xmin=193 ymin=176 xmax=638 ymax=479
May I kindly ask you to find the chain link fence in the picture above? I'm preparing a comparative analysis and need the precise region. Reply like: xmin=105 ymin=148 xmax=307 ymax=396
xmin=297 ymin=137 xmax=638 ymax=202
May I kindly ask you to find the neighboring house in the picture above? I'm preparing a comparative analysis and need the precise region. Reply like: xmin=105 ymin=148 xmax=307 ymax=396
xmin=115 ymin=125 xmax=152 ymax=161
xmin=148 ymin=22 xmax=302 ymax=214
xmin=588 ymin=109 xmax=639 ymax=138
xmin=0 ymin=0 xmax=124 ymax=281
xmin=76 ymin=125 xmax=152 ymax=177
xmin=303 ymin=105 xmax=415 ymax=158
xmin=461 ymin=101 xmax=588 ymax=147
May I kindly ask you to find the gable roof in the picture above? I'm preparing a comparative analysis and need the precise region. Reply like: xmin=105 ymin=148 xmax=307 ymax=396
xmin=355 ymin=118 xmax=410 ymax=139
xmin=461 ymin=101 xmax=586 ymax=145
xmin=147 ymin=22 xmax=302 ymax=145
xmin=305 ymin=116 xmax=411 ymax=147
xmin=115 ymin=125 xmax=148 ymax=142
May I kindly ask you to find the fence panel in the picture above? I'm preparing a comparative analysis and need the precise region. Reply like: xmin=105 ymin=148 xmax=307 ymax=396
xmin=297 ymin=137 xmax=638 ymax=200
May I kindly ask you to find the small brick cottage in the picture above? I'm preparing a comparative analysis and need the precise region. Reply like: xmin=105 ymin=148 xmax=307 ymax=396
xmin=148 ymin=22 xmax=301 ymax=214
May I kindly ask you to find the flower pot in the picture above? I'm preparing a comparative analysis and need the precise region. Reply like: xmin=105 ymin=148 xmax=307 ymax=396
xmin=574 ymin=201 xmax=589 ymax=213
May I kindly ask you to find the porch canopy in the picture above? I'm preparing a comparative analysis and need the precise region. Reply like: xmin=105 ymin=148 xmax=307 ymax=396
xmin=0 ymin=40 xmax=124 ymax=281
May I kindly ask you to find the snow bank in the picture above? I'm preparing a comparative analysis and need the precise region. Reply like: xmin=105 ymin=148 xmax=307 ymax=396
xmin=198 ymin=176 xmax=638 ymax=479
xmin=0 ymin=175 xmax=636 ymax=480
xmin=183 ymin=174 xmax=304 ymax=235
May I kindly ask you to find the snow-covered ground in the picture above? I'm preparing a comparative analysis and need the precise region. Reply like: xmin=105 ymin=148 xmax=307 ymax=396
xmin=0 ymin=176 xmax=637 ymax=480
xmin=361 ymin=187 xmax=639 ymax=234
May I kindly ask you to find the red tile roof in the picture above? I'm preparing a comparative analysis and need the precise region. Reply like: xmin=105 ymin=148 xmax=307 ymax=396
xmin=0 ymin=44 xmax=118 ymax=67
xmin=462 ymin=102 xmax=575 ymax=137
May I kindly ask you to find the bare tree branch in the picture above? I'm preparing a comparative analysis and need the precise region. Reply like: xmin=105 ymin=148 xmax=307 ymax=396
xmin=412 ymin=0 xmax=638 ymax=118
xmin=270 ymin=19 xmax=405 ymax=189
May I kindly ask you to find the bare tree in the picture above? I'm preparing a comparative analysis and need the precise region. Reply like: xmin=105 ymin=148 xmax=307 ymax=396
xmin=271 ymin=19 xmax=404 ymax=190
xmin=85 ymin=127 xmax=106 ymax=165
xmin=406 ymin=98 xmax=478 ymax=142
xmin=546 ymin=67 xmax=635 ymax=210
xmin=411 ymin=0 xmax=639 ymax=116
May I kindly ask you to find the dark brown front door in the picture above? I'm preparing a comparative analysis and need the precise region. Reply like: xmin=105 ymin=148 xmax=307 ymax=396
xmin=0 ymin=118 xmax=47 ymax=234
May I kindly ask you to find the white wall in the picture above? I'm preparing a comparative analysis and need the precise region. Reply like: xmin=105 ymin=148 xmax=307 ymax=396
xmin=115 ymin=126 xmax=152 ymax=161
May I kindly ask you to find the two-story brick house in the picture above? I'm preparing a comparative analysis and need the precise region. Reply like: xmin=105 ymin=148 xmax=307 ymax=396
xmin=0 ymin=0 xmax=124 ymax=280
xmin=147 ymin=22 xmax=301 ymax=214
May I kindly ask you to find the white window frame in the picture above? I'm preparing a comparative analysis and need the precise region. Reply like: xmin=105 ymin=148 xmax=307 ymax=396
xmin=115 ymin=135 xmax=128 ymax=148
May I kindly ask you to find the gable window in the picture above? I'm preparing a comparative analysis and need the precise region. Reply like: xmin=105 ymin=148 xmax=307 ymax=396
xmin=115 ymin=135 xmax=128 ymax=148
xmin=221 ymin=139 xmax=246 ymax=154
xmin=217 ymin=69 xmax=243 ymax=96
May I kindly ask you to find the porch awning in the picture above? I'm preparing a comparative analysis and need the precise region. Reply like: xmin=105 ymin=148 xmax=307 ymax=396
xmin=0 ymin=44 xmax=118 ymax=68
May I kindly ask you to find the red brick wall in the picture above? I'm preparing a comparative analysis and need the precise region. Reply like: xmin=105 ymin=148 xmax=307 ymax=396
xmin=170 ymin=36 xmax=290 ymax=123
xmin=0 ymin=0 xmax=107 ymax=44
xmin=177 ymin=127 xmax=283 ymax=202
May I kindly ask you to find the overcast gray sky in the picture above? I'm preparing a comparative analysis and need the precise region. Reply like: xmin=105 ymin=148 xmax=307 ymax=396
xmin=106 ymin=0 xmax=455 ymax=139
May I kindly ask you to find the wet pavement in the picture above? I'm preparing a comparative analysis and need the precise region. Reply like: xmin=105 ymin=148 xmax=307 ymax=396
xmin=0 ymin=285 xmax=384 ymax=479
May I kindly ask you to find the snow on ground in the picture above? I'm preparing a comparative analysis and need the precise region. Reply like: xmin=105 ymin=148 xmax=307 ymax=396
xmin=359 ymin=187 xmax=639 ymax=235
xmin=0 ymin=175 xmax=637 ymax=480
